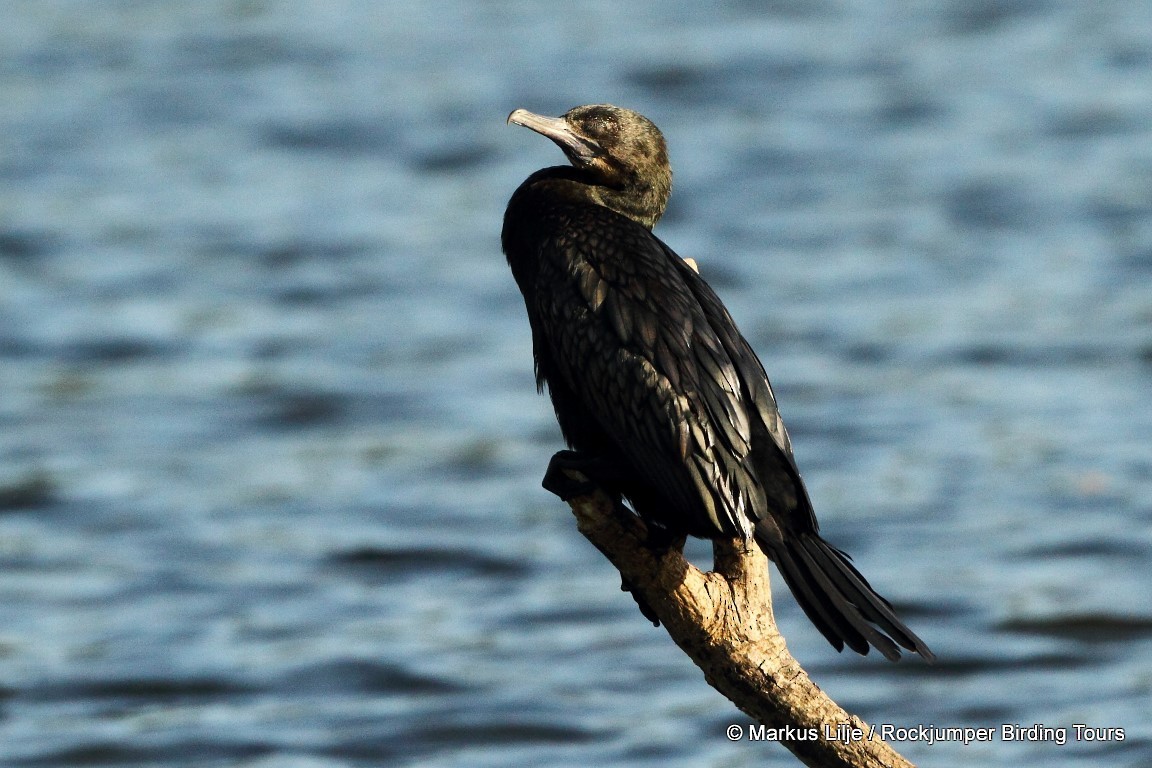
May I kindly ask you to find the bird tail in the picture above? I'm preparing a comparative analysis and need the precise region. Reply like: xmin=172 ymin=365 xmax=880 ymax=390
xmin=756 ymin=524 xmax=935 ymax=662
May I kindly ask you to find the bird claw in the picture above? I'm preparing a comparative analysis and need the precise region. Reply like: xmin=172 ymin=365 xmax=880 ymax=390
xmin=542 ymin=450 xmax=600 ymax=500
xmin=543 ymin=451 xmax=667 ymax=627
xmin=621 ymin=576 xmax=661 ymax=626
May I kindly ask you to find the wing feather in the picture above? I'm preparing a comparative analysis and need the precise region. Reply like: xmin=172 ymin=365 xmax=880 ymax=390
xmin=536 ymin=206 xmax=764 ymax=538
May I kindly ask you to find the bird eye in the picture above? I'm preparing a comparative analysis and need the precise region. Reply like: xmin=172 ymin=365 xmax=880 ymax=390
xmin=589 ymin=115 xmax=618 ymax=139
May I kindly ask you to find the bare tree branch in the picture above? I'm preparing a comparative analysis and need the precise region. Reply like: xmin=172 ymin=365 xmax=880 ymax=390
xmin=564 ymin=481 xmax=917 ymax=768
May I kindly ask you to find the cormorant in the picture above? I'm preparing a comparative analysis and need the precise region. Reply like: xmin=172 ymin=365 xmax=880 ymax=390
xmin=502 ymin=104 xmax=933 ymax=662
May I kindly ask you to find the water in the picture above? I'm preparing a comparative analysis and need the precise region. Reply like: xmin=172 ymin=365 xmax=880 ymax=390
xmin=1 ymin=1 xmax=1150 ymax=766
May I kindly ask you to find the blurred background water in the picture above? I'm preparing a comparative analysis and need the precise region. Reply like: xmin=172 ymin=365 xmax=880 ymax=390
xmin=1 ymin=1 xmax=1150 ymax=766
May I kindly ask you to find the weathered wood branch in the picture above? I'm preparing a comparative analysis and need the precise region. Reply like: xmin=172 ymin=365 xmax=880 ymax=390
xmin=564 ymin=481 xmax=916 ymax=768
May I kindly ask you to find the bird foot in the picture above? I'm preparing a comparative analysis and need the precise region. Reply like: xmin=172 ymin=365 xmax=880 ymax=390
xmin=621 ymin=576 xmax=661 ymax=626
xmin=542 ymin=450 xmax=677 ymax=628
xmin=641 ymin=522 xmax=686 ymax=555
xmin=542 ymin=450 xmax=615 ymax=500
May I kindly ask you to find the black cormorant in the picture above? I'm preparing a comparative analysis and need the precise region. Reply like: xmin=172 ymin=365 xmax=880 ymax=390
xmin=502 ymin=104 xmax=933 ymax=662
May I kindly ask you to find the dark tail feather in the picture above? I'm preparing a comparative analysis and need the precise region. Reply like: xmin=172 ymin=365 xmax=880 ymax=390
xmin=757 ymin=526 xmax=935 ymax=662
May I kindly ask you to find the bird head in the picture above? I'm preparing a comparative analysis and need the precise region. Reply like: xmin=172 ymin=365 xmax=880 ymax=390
xmin=508 ymin=104 xmax=672 ymax=228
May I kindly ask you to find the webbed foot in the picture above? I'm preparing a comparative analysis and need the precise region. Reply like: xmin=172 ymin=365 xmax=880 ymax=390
xmin=542 ymin=450 xmax=617 ymax=500
xmin=622 ymin=577 xmax=661 ymax=627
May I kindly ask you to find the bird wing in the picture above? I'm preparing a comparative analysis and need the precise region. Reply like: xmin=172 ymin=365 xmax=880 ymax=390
xmin=535 ymin=205 xmax=797 ymax=538
xmin=664 ymin=245 xmax=821 ymax=535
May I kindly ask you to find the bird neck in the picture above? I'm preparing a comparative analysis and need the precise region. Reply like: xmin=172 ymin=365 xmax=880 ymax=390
xmin=515 ymin=166 xmax=670 ymax=230
xmin=592 ymin=173 xmax=670 ymax=230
